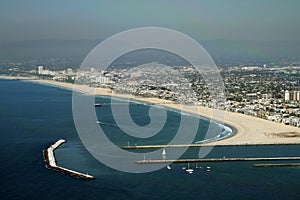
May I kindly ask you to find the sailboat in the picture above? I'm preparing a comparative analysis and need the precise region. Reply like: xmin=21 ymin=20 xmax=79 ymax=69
xmin=186 ymin=163 xmax=194 ymax=174
xmin=162 ymin=148 xmax=166 ymax=156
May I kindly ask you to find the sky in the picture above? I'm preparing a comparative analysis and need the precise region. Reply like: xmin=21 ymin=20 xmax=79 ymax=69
xmin=0 ymin=0 xmax=299 ymax=43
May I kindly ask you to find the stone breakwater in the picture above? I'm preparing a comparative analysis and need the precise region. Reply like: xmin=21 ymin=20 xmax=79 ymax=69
xmin=43 ymin=139 xmax=95 ymax=180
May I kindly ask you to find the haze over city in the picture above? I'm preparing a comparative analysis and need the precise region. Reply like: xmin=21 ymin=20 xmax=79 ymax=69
xmin=1 ymin=0 xmax=300 ymax=42
xmin=1 ymin=0 xmax=300 ymax=65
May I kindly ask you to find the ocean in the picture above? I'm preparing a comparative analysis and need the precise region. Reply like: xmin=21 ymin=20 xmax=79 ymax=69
xmin=1 ymin=79 xmax=300 ymax=200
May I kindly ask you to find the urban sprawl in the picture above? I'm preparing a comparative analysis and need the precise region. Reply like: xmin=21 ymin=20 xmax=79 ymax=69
xmin=5 ymin=64 xmax=300 ymax=128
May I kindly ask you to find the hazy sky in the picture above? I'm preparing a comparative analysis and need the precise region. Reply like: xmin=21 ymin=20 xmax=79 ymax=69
xmin=0 ymin=0 xmax=299 ymax=43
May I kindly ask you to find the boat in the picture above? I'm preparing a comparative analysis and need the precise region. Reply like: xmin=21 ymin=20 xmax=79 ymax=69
xmin=166 ymin=165 xmax=171 ymax=170
xmin=206 ymin=166 xmax=211 ymax=172
xmin=186 ymin=163 xmax=194 ymax=174
xmin=162 ymin=148 xmax=166 ymax=156
xmin=94 ymin=103 xmax=102 ymax=107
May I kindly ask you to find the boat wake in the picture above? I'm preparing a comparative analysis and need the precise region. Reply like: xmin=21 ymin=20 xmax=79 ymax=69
xmin=97 ymin=121 xmax=118 ymax=127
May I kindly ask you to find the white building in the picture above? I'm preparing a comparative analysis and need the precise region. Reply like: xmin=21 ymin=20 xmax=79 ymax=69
xmin=38 ymin=66 xmax=44 ymax=74
xmin=246 ymin=93 xmax=257 ymax=101
xmin=296 ymin=91 xmax=300 ymax=101
xmin=284 ymin=90 xmax=290 ymax=101
xmin=95 ymin=76 xmax=111 ymax=84
xmin=37 ymin=66 xmax=56 ymax=76
xmin=285 ymin=90 xmax=300 ymax=101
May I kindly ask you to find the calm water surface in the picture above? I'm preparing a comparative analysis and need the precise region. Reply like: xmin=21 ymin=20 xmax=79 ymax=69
xmin=1 ymin=79 xmax=300 ymax=200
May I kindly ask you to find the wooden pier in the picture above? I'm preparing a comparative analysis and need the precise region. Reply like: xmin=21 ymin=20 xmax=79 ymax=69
xmin=43 ymin=139 xmax=95 ymax=180
xmin=136 ymin=156 xmax=300 ymax=164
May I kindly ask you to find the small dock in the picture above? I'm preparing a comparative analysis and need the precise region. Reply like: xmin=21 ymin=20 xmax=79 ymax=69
xmin=43 ymin=139 xmax=95 ymax=180
xmin=136 ymin=156 xmax=300 ymax=164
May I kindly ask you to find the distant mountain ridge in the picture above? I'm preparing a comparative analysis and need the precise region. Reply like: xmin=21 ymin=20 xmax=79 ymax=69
xmin=0 ymin=39 xmax=101 ymax=63
xmin=0 ymin=39 xmax=299 ymax=67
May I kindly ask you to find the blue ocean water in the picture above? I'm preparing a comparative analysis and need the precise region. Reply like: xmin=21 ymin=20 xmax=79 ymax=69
xmin=1 ymin=79 xmax=300 ymax=200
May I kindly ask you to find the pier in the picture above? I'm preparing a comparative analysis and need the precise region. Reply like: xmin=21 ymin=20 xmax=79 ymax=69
xmin=136 ymin=156 xmax=300 ymax=164
xmin=43 ymin=139 xmax=95 ymax=180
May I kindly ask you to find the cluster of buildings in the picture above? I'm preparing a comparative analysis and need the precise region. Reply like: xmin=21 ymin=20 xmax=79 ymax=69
xmin=112 ymin=65 xmax=197 ymax=104
xmin=37 ymin=65 xmax=300 ymax=127
xmin=6 ymin=64 xmax=300 ymax=128
xmin=219 ymin=66 xmax=300 ymax=127
xmin=37 ymin=65 xmax=56 ymax=76
xmin=285 ymin=90 xmax=300 ymax=102
xmin=37 ymin=65 xmax=75 ymax=82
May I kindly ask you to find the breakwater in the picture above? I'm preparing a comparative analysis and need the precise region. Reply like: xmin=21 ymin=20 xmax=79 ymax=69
xmin=253 ymin=163 xmax=300 ymax=167
xmin=123 ymin=143 xmax=300 ymax=149
xmin=43 ymin=139 xmax=95 ymax=180
xmin=136 ymin=156 xmax=300 ymax=164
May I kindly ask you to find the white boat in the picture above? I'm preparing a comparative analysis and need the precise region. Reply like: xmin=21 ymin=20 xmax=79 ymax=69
xmin=162 ymin=148 xmax=166 ymax=156
xmin=166 ymin=165 xmax=171 ymax=170
xmin=206 ymin=166 xmax=211 ymax=172
xmin=186 ymin=163 xmax=194 ymax=174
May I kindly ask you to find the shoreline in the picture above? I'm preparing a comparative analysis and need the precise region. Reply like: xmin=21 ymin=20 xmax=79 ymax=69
xmin=1 ymin=75 xmax=300 ymax=146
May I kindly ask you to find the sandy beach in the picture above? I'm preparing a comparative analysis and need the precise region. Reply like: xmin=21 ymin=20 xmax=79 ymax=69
xmin=1 ymin=75 xmax=300 ymax=146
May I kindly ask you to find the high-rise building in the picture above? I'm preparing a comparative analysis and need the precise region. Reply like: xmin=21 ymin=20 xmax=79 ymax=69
xmin=285 ymin=90 xmax=300 ymax=101
xmin=294 ymin=91 xmax=300 ymax=101
xmin=38 ymin=66 xmax=44 ymax=74
xmin=285 ymin=90 xmax=290 ymax=101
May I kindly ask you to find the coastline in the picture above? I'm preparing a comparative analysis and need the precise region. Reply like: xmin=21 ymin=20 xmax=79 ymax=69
xmin=1 ymin=75 xmax=300 ymax=146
